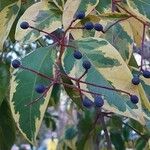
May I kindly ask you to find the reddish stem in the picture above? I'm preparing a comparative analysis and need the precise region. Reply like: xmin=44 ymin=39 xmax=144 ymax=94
xmin=99 ymin=110 xmax=112 ymax=150
xmin=78 ymin=70 xmax=88 ymax=81
xmin=61 ymin=82 xmax=102 ymax=97
xmin=58 ymin=19 xmax=77 ymax=62
xmin=29 ymin=26 xmax=60 ymax=43
xmin=111 ymin=0 xmax=115 ymax=12
xmin=25 ymin=83 xmax=53 ymax=106
xmin=69 ymin=27 xmax=84 ymax=29
xmin=102 ymin=16 xmax=132 ymax=33
xmin=116 ymin=4 xmax=150 ymax=26
xmin=59 ymin=44 xmax=76 ymax=49
xmin=76 ymin=70 xmax=88 ymax=101
xmin=60 ymin=72 xmax=131 ymax=95
xmin=140 ymin=24 xmax=146 ymax=71
xmin=21 ymin=66 xmax=53 ymax=80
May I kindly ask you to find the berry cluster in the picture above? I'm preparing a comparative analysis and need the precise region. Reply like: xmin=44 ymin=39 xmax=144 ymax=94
xmin=75 ymin=11 xmax=103 ymax=32
xmin=131 ymin=70 xmax=150 ymax=86
xmin=13 ymin=11 xmax=145 ymax=107
xmin=83 ymin=96 xmax=104 ymax=108
xmin=73 ymin=50 xmax=91 ymax=70
xmin=12 ymin=59 xmax=46 ymax=95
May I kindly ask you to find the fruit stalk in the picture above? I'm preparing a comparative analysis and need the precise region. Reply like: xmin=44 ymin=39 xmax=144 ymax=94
xmin=140 ymin=24 xmax=146 ymax=71
xmin=99 ymin=110 xmax=112 ymax=150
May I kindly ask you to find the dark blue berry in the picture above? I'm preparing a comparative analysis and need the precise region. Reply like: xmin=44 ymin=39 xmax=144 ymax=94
xmin=142 ymin=70 xmax=150 ymax=78
xmin=82 ymin=97 xmax=93 ymax=108
xmin=73 ymin=50 xmax=82 ymax=59
xmin=94 ymin=23 xmax=103 ymax=31
xmin=75 ymin=11 xmax=85 ymax=19
xmin=12 ymin=59 xmax=21 ymax=68
xmin=20 ymin=21 xmax=29 ymax=29
xmin=132 ymin=75 xmax=140 ymax=85
xmin=84 ymin=22 xmax=94 ymax=30
xmin=130 ymin=95 xmax=139 ymax=104
xmin=94 ymin=96 xmax=104 ymax=107
xmin=82 ymin=60 xmax=91 ymax=70
xmin=35 ymin=84 xmax=46 ymax=94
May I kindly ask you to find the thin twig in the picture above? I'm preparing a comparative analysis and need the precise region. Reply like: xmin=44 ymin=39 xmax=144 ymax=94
xmin=140 ymin=24 xmax=146 ymax=71
xmin=116 ymin=4 xmax=150 ymax=26
xmin=102 ymin=16 xmax=132 ymax=33
xmin=60 ymin=72 xmax=131 ymax=95
xmin=29 ymin=26 xmax=60 ymax=43
xmin=25 ymin=83 xmax=53 ymax=106
xmin=21 ymin=66 xmax=53 ymax=80
xmin=99 ymin=110 xmax=112 ymax=150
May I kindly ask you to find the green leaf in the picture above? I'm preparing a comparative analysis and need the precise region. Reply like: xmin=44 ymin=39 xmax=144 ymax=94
xmin=109 ymin=116 xmax=122 ymax=130
xmin=62 ymin=0 xmax=99 ymax=29
xmin=129 ymin=119 xmax=144 ymax=133
xmin=131 ymin=67 xmax=150 ymax=122
xmin=98 ymin=12 xmax=129 ymax=20
xmin=10 ymin=46 xmax=56 ymax=143
xmin=110 ymin=130 xmax=125 ymax=150
xmin=127 ymin=0 xmax=150 ymax=22
xmin=118 ymin=4 xmax=144 ymax=47
xmin=71 ymin=15 xmax=100 ymax=39
xmin=0 ymin=0 xmax=21 ymax=50
xmin=128 ymin=17 xmax=143 ymax=47
xmin=135 ymin=137 xmax=147 ymax=150
xmin=0 ymin=0 xmax=18 ymax=11
xmin=15 ymin=1 xmax=62 ymax=44
xmin=60 ymin=67 xmax=83 ymax=109
xmin=62 ymin=37 xmax=145 ymax=124
xmin=0 ymin=99 xmax=16 ymax=150
xmin=122 ymin=125 xmax=130 ymax=142
xmin=100 ymin=21 xmax=133 ymax=62
xmin=48 ymin=83 xmax=61 ymax=107
xmin=65 ymin=126 xmax=77 ymax=140
xmin=9 ymin=0 xmax=39 ymax=42
xmin=52 ymin=0 xmax=64 ymax=11
xmin=96 ymin=0 xmax=111 ymax=14
xmin=77 ymin=110 xmax=95 ymax=150
xmin=0 ymin=63 xmax=10 ymax=106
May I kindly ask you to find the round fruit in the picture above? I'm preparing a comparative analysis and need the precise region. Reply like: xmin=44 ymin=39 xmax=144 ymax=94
xmin=84 ymin=22 xmax=94 ymax=30
xmin=132 ymin=75 xmax=140 ymax=85
xmin=82 ymin=60 xmax=91 ymax=70
xmin=73 ymin=50 xmax=82 ymax=59
xmin=94 ymin=23 xmax=103 ymax=31
xmin=35 ymin=84 xmax=46 ymax=94
xmin=130 ymin=95 xmax=139 ymax=104
xmin=94 ymin=96 xmax=104 ymax=107
xmin=75 ymin=11 xmax=85 ymax=19
xmin=82 ymin=97 xmax=93 ymax=108
xmin=20 ymin=21 xmax=29 ymax=29
xmin=12 ymin=59 xmax=21 ymax=68
xmin=142 ymin=70 xmax=150 ymax=78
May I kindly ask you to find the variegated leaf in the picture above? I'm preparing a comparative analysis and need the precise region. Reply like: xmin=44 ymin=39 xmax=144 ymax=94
xmin=0 ymin=0 xmax=21 ymax=50
xmin=0 ymin=0 xmax=18 ymax=11
xmin=128 ymin=66 xmax=150 ymax=127
xmin=0 ymin=99 xmax=16 ymax=150
xmin=62 ymin=37 xmax=145 ymax=124
xmin=97 ymin=21 xmax=134 ymax=63
xmin=96 ymin=0 xmax=111 ymax=14
xmin=127 ymin=0 xmax=150 ymax=23
xmin=118 ymin=4 xmax=144 ymax=47
xmin=71 ymin=15 xmax=100 ymax=39
xmin=98 ymin=12 xmax=129 ymax=20
xmin=62 ymin=0 xmax=99 ymax=30
xmin=0 ymin=63 xmax=10 ymax=107
xmin=128 ymin=17 xmax=143 ymax=48
xmin=10 ymin=47 xmax=56 ymax=143
xmin=15 ymin=0 xmax=62 ymax=44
